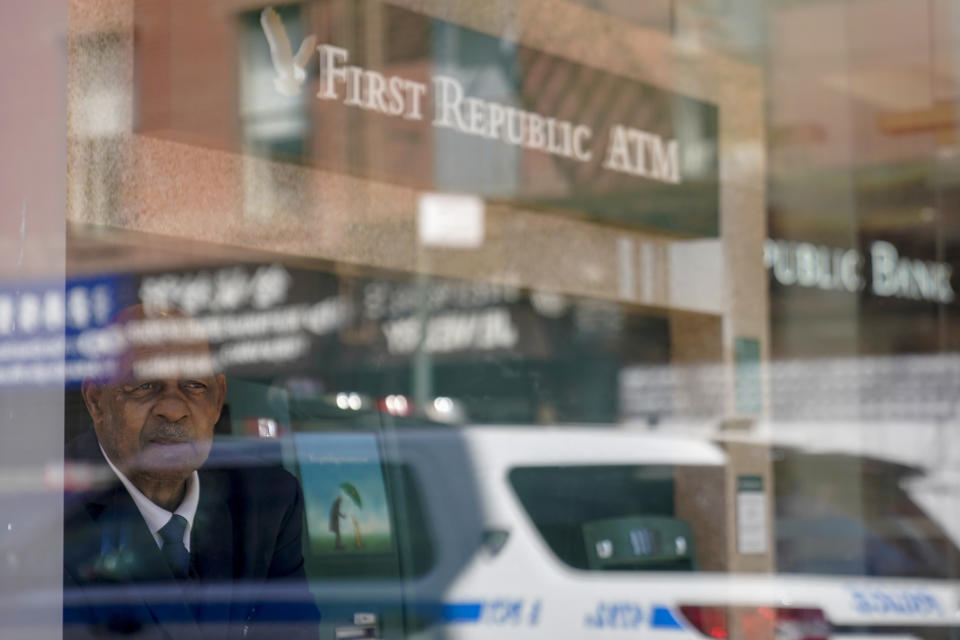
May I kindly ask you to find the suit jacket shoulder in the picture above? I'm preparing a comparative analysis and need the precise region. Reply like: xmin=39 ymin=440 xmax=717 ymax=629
xmin=64 ymin=432 xmax=319 ymax=638
xmin=198 ymin=450 xmax=308 ymax=580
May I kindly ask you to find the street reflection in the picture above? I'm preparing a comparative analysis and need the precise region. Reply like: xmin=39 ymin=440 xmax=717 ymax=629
xmin=4 ymin=0 xmax=960 ymax=638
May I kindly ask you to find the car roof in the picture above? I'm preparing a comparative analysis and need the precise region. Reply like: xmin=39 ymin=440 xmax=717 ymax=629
xmin=393 ymin=425 xmax=728 ymax=467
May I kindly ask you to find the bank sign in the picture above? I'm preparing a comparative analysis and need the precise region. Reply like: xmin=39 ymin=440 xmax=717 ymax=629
xmin=263 ymin=7 xmax=687 ymax=185
xmin=765 ymin=238 xmax=955 ymax=304
xmin=136 ymin=2 xmax=720 ymax=237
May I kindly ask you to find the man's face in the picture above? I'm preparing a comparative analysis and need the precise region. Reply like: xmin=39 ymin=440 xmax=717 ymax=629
xmin=82 ymin=345 xmax=226 ymax=478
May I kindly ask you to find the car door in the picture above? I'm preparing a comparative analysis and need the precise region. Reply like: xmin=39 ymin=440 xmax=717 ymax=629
xmin=224 ymin=377 xmax=440 ymax=639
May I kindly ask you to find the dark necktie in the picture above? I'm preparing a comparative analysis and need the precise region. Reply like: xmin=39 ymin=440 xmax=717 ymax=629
xmin=158 ymin=514 xmax=191 ymax=579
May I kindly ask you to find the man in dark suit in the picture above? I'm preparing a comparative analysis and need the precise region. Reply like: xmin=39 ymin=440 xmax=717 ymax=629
xmin=64 ymin=307 xmax=320 ymax=639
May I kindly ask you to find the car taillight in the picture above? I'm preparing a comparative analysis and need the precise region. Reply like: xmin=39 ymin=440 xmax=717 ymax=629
xmin=378 ymin=394 xmax=413 ymax=416
xmin=679 ymin=605 xmax=831 ymax=640
xmin=680 ymin=605 xmax=730 ymax=639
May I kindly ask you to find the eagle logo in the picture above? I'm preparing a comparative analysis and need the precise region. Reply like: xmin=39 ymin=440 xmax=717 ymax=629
xmin=260 ymin=7 xmax=317 ymax=96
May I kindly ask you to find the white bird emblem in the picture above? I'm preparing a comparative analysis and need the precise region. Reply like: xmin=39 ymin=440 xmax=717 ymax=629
xmin=260 ymin=7 xmax=317 ymax=96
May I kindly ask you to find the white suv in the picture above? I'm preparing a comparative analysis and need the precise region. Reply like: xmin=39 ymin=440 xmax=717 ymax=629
xmin=281 ymin=423 xmax=960 ymax=639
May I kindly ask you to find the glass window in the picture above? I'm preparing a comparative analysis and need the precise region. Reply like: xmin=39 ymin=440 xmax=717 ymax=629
xmin=774 ymin=451 xmax=960 ymax=579
xmin=510 ymin=464 xmax=708 ymax=571
xmin=7 ymin=0 xmax=960 ymax=638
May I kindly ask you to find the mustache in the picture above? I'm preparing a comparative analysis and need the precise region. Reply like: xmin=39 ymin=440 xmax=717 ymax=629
xmin=141 ymin=421 xmax=193 ymax=443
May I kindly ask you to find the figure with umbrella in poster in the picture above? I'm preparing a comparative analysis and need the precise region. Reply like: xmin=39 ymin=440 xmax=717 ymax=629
xmin=329 ymin=482 xmax=363 ymax=550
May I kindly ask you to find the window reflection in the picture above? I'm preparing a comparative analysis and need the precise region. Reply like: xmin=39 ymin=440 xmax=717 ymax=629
xmin=6 ymin=0 xmax=960 ymax=638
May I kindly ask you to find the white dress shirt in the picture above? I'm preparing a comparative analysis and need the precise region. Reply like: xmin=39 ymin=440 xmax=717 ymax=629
xmin=99 ymin=444 xmax=200 ymax=551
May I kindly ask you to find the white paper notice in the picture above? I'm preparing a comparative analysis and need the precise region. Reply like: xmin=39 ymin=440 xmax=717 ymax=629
xmin=417 ymin=192 xmax=485 ymax=248
xmin=736 ymin=475 xmax=767 ymax=554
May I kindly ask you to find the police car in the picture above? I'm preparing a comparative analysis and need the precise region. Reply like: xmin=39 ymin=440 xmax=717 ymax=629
xmin=276 ymin=416 xmax=960 ymax=640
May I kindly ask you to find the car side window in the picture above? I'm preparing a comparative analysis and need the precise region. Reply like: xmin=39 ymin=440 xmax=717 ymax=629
xmin=509 ymin=465 xmax=702 ymax=571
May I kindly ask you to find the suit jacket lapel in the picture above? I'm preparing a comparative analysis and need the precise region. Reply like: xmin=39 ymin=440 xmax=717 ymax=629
xmin=192 ymin=469 xmax=236 ymax=640
xmin=118 ymin=494 xmax=201 ymax=636
xmin=66 ymin=432 xmax=201 ymax=637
